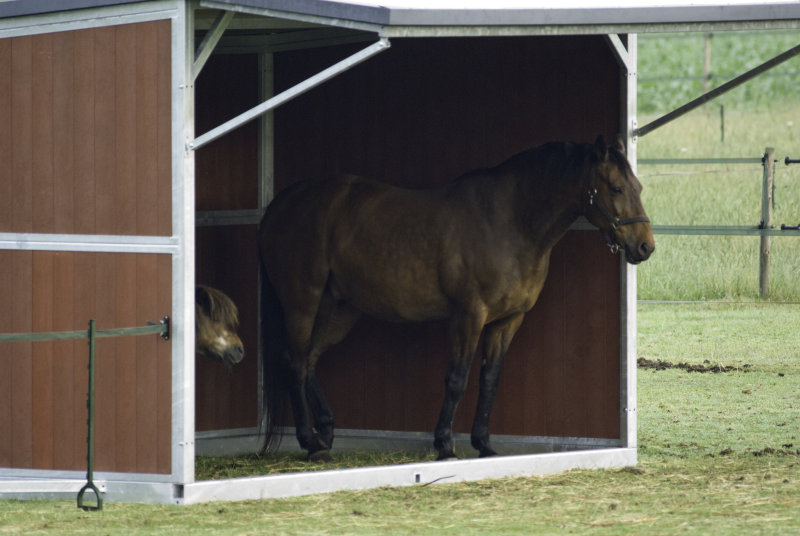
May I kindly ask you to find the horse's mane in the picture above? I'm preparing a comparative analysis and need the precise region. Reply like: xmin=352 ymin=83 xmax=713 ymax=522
xmin=196 ymin=285 xmax=239 ymax=328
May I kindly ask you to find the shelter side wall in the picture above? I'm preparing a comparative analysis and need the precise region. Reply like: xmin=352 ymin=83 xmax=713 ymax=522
xmin=0 ymin=20 xmax=173 ymax=474
xmin=0 ymin=251 xmax=172 ymax=473
xmin=0 ymin=21 xmax=172 ymax=237
xmin=270 ymin=36 xmax=622 ymax=439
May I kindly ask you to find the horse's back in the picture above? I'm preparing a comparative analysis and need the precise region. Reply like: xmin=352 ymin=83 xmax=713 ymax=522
xmin=261 ymin=175 xmax=455 ymax=321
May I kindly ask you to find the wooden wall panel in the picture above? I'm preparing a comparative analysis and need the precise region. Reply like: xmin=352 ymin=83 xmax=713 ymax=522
xmin=274 ymin=36 xmax=621 ymax=191
xmin=195 ymin=54 xmax=259 ymax=211
xmin=53 ymin=32 xmax=76 ymax=234
xmin=0 ymin=252 xmax=172 ymax=473
xmin=0 ymin=21 xmax=172 ymax=236
xmin=272 ymin=36 xmax=623 ymax=440
xmin=0 ymin=21 xmax=173 ymax=473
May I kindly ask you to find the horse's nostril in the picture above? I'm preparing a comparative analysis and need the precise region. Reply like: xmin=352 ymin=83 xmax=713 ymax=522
xmin=640 ymin=241 xmax=654 ymax=257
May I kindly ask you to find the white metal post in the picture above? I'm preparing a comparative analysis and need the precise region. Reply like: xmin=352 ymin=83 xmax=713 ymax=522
xmin=171 ymin=0 xmax=197 ymax=488
xmin=614 ymin=33 xmax=639 ymax=451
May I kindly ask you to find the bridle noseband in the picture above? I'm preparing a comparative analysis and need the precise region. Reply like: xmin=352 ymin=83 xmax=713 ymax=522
xmin=586 ymin=173 xmax=650 ymax=254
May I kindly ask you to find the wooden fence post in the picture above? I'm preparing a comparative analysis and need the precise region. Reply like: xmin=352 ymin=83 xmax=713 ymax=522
xmin=760 ymin=147 xmax=775 ymax=299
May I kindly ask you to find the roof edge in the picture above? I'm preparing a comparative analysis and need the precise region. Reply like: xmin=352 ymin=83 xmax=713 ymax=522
xmin=0 ymin=0 xmax=143 ymax=19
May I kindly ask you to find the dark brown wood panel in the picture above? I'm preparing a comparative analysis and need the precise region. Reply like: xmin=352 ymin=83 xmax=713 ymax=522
xmin=73 ymin=29 xmax=96 ymax=235
xmin=0 ymin=251 xmax=172 ymax=472
xmin=11 ymin=35 xmax=33 ymax=233
xmin=53 ymin=32 xmax=76 ymax=234
xmin=195 ymin=54 xmax=260 ymax=212
xmin=0 ymin=21 xmax=172 ymax=236
xmin=271 ymin=36 xmax=623 ymax=440
xmin=194 ymin=52 xmax=261 ymax=432
xmin=195 ymin=226 xmax=260 ymax=432
xmin=0 ymin=20 xmax=173 ymax=473
xmin=274 ymin=36 xmax=620 ymax=191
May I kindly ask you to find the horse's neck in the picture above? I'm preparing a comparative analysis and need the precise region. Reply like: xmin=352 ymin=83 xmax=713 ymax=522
xmin=513 ymin=145 xmax=589 ymax=253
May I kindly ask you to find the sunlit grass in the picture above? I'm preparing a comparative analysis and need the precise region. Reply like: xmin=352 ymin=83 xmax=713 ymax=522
xmin=636 ymin=105 xmax=800 ymax=302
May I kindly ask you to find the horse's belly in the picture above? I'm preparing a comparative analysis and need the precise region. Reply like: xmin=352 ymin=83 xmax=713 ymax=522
xmin=330 ymin=269 xmax=450 ymax=323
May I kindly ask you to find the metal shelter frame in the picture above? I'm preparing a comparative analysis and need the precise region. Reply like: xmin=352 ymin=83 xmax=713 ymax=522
xmin=0 ymin=0 xmax=798 ymax=505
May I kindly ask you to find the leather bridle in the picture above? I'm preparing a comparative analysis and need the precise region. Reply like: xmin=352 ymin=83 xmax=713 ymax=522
xmin=586 ymin=173 xmax=650 ymax=254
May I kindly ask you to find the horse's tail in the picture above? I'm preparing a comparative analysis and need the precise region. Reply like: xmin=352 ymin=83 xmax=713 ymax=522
xmin=258 ymin=252 xmax=290 ymax=455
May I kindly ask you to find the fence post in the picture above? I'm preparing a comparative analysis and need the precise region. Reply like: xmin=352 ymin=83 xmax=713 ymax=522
xmin=703 ymin=32 xmax=713 ymax=95
xmin=760 ymin=147 xmax=775 ymax=299
xmin=77 ymin=319 xmax=102 ymax=511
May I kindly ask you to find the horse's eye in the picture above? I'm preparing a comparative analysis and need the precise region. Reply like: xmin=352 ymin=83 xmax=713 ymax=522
xmin=611 ymin=186 xmax=623 ymax=194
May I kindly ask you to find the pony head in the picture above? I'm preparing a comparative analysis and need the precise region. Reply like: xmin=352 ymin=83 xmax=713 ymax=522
xmin=195 ymin=285 xmax=245 ymax=366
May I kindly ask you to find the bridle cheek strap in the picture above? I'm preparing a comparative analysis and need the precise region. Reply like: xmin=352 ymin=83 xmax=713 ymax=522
xmin=587 ymin=187 xmax=650 ymax=232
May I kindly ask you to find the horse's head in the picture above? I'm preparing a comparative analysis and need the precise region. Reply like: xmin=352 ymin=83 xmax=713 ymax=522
xmin=195 ymin=285 xmax=245 ymax=366
xmin=584 ymin=136 xmax=655 ymax=265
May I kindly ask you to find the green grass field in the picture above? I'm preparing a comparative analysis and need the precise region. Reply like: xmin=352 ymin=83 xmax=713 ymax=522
xmin=637 ymin=105 xmax=800 ymax=301
xmin=639 ymin=30 xmax=800 ymax=115
xmin=636 ymin=30 xmax=800 ymax=302
xmin=2 ymin=31 xmax=800 ymax=534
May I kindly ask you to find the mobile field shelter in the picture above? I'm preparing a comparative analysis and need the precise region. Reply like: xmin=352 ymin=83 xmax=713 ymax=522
xmin=1 ymin=0 xmax=798 ymax=505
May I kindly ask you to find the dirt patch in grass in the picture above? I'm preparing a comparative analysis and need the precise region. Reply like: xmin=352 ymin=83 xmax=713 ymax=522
xmin=637 ymin=357 xmax=752 ymax=373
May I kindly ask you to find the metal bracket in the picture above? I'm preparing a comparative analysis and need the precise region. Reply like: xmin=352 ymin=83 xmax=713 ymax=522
xmin=159 ymin=316 xmax=171 ymax=341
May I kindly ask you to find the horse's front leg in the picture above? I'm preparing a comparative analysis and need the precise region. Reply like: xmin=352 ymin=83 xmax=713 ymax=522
xmin=434 ymin=310 xmax=486 ymax=461
xmin=470 ymin=313 xmax=526 ymax=457
xmin=303 ymin=295 xmax=361 ymax=459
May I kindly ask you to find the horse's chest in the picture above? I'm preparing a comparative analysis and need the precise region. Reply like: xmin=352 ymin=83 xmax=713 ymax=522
xmin=484 ymin=256 xmax=549 ymax=320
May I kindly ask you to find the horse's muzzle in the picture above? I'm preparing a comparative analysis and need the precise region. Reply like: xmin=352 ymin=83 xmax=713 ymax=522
xmin=223 ymin=344 xmax=245 ymax=366
xmin=602 ymin=228 xmax=654 ymax=265
xmin=624 ymin=237 xmax=655 ymax=265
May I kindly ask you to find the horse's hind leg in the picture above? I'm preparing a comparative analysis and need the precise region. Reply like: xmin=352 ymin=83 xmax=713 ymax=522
xmin=303 ymin=361 xmax=334 ymax=458
xmin=285 ymin=368 xmax=328 ymax=456
xmin=470 ymin=313 xmax=525 ymax=457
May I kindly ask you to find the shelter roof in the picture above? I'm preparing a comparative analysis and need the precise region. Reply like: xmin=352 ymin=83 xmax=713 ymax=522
xmin=1 ymin=0 xmax=799 ymax=34
xmin=209 ymin=0 xmax=800 ymax=29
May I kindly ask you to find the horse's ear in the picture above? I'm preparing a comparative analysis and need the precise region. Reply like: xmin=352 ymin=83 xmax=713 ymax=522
xmin=593 ymin=135 xmax=608 ymax=161
xmin=612 ymin=134 xmax=626 ymax=156
xmin=196 ymin=286 xmax=210 ymax=312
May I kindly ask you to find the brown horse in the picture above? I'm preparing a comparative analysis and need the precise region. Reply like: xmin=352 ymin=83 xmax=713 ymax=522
xmin=259 ymin=136 xmax=654 ymax=461
xmin=196 ymin=285 xmax=244 ymax=366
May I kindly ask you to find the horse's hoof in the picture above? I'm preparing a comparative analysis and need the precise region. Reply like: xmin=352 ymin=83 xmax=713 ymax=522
xmin=436 ymin=451 xmax=459 ymax=461
xmin=308 ymin=449 xmax=333 ymax=463
xmin=479 ymin=448 xmax=499 ymax=458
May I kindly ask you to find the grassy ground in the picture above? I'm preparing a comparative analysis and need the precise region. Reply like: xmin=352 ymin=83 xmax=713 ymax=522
xmin=3 ymin=455 xmax=799 ymax=535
